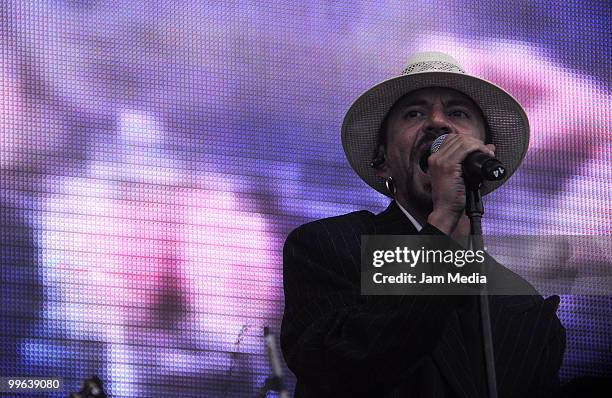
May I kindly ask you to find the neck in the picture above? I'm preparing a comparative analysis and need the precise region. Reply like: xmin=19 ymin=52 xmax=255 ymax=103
xmin=395 ymin=196 xmax=430 ymax=227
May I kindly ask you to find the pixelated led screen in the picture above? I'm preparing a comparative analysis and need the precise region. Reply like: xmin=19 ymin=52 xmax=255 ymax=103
xmin=1 ymin=1 xmax=610 ymax=397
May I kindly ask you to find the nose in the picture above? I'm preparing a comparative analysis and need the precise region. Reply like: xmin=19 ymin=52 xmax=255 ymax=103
xmin=423 ymin=109 xmax=451 ymax=138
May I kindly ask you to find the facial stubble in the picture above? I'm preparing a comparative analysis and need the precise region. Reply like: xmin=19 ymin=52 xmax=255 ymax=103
xmin=403 ymin=136 xmax=434 ymax=216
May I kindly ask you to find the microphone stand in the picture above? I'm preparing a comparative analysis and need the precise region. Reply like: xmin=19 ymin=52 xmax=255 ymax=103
xmin=466 ymin=185 xmax=498 ymax=398
xmin=257 ymin=327 xmax=290 ymax=398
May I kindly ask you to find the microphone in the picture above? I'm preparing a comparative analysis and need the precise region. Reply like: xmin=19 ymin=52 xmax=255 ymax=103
xmin=430 ymin=134 xmax=506 ymax=182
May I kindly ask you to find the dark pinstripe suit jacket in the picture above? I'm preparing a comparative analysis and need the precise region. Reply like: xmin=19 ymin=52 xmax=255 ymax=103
xmin=281 ymin=201 xmax=565 ymax=398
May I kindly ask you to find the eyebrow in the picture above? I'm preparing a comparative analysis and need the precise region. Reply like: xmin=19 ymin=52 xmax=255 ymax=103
xmin=442 ymin=98 xmax=477 ymax=109
xmin=400 ymin=99 xmax=428 ymax=107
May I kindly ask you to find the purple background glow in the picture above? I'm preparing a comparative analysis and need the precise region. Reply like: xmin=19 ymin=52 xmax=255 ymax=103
xmin=1 ymin=1 xmax=610 ymax=396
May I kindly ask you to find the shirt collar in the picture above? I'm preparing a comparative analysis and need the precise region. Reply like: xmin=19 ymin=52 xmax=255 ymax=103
xmin=395 ymin=201 xmax=423 ymax=232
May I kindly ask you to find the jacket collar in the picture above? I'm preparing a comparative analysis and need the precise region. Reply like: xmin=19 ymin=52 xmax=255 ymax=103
xmin=374 ymin=201 xmax=421 ymax=235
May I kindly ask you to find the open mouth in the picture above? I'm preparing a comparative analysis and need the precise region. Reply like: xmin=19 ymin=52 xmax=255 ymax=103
xmin=418 ymin=145 xmax=431 ymax=173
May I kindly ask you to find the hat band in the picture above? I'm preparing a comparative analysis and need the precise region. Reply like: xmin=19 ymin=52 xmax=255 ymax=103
xmin=402 ymin=61 xmax=465 ymax=75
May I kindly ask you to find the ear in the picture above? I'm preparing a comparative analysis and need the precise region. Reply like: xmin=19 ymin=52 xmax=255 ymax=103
xmin=371 ymin=144 xmax=390 ymax=178
xmin=374 ymin=162 xmax=389 ymax=178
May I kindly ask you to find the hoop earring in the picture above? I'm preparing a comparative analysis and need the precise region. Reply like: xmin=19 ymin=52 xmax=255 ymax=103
xmin=385 ymin=176 xmax=396 ymax=196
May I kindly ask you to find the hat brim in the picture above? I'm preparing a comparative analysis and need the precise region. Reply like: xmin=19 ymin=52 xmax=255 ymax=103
xmin=342 ymin=71 xmax=530 ymax=198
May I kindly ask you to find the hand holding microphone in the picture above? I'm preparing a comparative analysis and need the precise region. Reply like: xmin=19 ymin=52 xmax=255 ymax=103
xmin=430 ymin=134 xmax=505 ymax=183
xmin=426 ymin=133 xmax=500 ymax=235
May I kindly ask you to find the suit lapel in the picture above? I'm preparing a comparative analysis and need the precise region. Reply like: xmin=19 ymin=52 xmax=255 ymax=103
xmin=375 ymin=201 xmax=482 ymax=398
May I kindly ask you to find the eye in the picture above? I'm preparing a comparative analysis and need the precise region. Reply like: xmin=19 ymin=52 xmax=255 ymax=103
xmin=450 ymin=110 xmax=470 ymax=118
xmin=404 ymin=110 xmax=424 ymax=118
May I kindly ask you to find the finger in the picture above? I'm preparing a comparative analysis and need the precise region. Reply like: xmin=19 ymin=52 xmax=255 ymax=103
xmin=436 ymin=134 xmax=486 ymax=155
xmin=447 ymin=136 xmax=493 ymax=158
xmin=433 ymin=136 xmax=491 ymax=164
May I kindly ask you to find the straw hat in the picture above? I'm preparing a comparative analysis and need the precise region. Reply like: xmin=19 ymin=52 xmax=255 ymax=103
xmin=341 ymin=52 xmax=529 ymax=197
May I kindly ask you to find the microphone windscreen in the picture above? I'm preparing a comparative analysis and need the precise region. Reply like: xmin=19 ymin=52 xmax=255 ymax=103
xmin=430 ymin=134 xmax=449 ymax=154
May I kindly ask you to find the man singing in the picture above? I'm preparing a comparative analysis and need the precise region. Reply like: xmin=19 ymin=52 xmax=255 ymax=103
xmin=280 ymin=52 xmax=565 ymax=397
